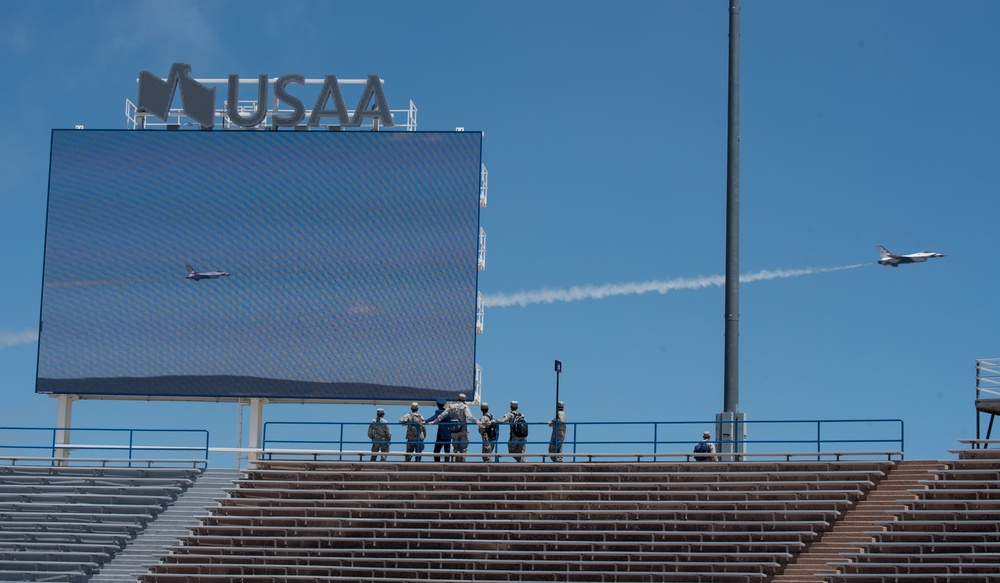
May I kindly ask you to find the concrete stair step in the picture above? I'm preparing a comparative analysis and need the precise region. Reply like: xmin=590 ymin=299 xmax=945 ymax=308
xmin=89 ymin=468 xmax=243 ymax=583
xmin=771 ymin=460 xmax=947 ymax=583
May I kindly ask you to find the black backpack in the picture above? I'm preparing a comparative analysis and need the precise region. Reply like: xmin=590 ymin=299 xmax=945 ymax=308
xmin=483 ymin=414 xmax=498 ymax=441
xmin=511 ymin=411 xmax=529 ymax=438
xmin=693 ymin=440 xmax=711 ymax=461
xmin=447 ymin=404 xmax=466 ymax=433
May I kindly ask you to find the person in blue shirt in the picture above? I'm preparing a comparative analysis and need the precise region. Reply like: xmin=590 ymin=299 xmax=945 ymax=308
xmin=693 ymin=431 xmax=717 ymax=462
xmin=426 ymin=397 xmax=453 ymax=462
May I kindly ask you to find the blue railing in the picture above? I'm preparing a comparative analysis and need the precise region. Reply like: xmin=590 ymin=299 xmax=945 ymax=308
xmin=0 ymin=427 xmax=210 ymax=467
xmin=0 ymin=419 xmax=904 ymax=466
xmin=262 ymin=418 xmax=904 ymax=460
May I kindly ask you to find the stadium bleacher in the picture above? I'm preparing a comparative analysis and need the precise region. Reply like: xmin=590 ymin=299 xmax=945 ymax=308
xmin=0 ymin=464 xmax=199 ymax=583
xmin=2 ymin=454 xmax=998 ymax=582
xmin=144 ymin=460 xmax=886 ymax=582
xmin=822 ymin=456 xmax=1000 ymax=583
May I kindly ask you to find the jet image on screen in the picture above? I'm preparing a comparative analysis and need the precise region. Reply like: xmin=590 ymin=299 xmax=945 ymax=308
xmin=37 ymin=130 xmax=483 ymax=402
xmin=185 ymin=265 xmax=231 ymax=282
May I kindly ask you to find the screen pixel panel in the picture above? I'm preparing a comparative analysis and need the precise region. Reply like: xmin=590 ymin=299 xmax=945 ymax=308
xmin=36 ymin=130 xmax=482 ymax=401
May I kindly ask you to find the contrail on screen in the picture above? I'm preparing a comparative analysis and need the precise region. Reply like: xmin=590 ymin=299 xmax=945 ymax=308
xmin=482 ymin=264 xmax=867 ymax=308
xmin=0 ymin=328 xmax=39 ymax=350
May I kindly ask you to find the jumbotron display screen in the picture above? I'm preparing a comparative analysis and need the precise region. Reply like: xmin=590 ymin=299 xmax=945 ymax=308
xmin=36 ymin=129 xmax=483 ymax=401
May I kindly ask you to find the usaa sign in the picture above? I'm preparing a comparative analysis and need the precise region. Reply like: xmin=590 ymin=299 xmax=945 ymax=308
xmin=137 ymin=63 xmax=393 ymax=129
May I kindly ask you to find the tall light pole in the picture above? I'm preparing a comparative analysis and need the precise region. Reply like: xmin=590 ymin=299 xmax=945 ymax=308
xmin=721 ymin=0 xmax=745 ymax=458
xmin=723 ymin=0 xmax=740 ymax=417
xmin=723 ymin=0 xmax=740 ymax=412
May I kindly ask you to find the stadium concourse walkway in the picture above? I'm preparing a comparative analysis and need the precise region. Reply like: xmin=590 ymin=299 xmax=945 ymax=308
xmin=142 ymin=459 xmax=894 ymax=582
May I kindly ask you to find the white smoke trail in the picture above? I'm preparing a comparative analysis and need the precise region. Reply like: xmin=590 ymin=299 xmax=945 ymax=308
xmin=0 ymin=328 xmax=39 ymax=350
xmin=482 ymin=264 xmax=867 ymax=308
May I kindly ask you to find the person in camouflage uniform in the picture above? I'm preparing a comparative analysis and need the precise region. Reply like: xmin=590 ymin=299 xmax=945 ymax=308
xmin=493 ymin=400 xmax=528 ymax=462
xmin=367 ymin=408 xmax=391 ymax=461
xmin=430 ymin=393 xmax=481 ymax=462
xmin=548 ymin=401 xmax=567 ymax=462
xmin=398 ymin=402 xmax=426 ymax=462
xmin=477 ymin=402 xmax=498 ymax=463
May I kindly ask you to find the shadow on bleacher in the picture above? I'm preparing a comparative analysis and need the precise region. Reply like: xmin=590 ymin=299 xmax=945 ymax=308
xmin=0 ymin=464 xmax=201 ymax=583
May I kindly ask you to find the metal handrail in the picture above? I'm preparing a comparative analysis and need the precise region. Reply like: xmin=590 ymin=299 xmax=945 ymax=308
xmin=976 ymin=358 xmax=1000 ymax=397
xmin=0 ymin=427 xmax=210 ymax=467
xmin=262 ymin=418 xmax=904 ymax=461
xmin=253 ymin=448 xmax=903 ymax=463
xmin=0 ymin=455 xmax=206 ymax=468
xmin=0 ymin=419 xmax=904 ymax=467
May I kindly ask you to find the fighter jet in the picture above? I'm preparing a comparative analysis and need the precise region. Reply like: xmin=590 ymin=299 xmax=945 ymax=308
xmin=877 ymin=246 xmax=945 ymax=267
xmin=185 ymin=265 xmax=231 ymax=281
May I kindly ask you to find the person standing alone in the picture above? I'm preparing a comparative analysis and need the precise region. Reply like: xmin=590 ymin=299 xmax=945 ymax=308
xmin=398 ymin=403 xmax=426 ymax=462
xmin=368 ymin=408 xmax=391 ymax=462
xmin=693 ymin=431 xmax=717 ymax=461
xmin=548 ymin=401 xmax=567 ymax=462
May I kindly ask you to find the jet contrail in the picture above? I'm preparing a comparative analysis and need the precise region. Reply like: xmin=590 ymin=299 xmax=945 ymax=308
xmin=482 ymin=264 xmax=867 ymax=308
xmin=0 ymin=328 xmax=39 ymax=350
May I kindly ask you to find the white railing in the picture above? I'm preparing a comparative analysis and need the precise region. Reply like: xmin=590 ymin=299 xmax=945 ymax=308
xmin=474 ymin=364 xmax=483 ymax=403
xmin=480 ymin=164 xmax=488 ymax=208
xmin=976 ymin=358 xmax=1000 ymax=398
xmin=478 ymin=228 xmax=487 ymax=271
xmin=125 ymin=97 xmax=417 ymax=131
xmin=476 ymin=292 xmax=485 ymax=334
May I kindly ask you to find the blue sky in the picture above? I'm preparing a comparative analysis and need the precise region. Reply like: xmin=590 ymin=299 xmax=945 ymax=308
xmin=1 ymin=1 xmax=998 ymax=463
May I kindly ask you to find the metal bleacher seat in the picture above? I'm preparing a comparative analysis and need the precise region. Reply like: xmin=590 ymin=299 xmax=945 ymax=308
xmin=145 ymin=572 xmax=772 ymax=583
xmin=0 ymin=490 xmax=175 ymax=506
xmin=0 ymin=572 xmax=88 ymax=583
xmin=0 ymin=529 xmax=131 ymax=552
xmin=833 ymin=561 xmax=1000 ymax=577
xmin=819 ymin=459 xmax=1000 ymax=582
xmin=149 ymin=560 xmax=782 ymax=582
xmin=826 ymin=576 xmax=997 ymax=583
xmin=0 ymin=539 xmax=119 ymax=559
xmin=138 ymin=460 xmax=898 ymax=582
xmin=0 ymin=464 xmax=202 ymax=582
xmin=0 ymin=558 xmax=98 ymax=582
xmin=0 ymin=500 xmax=167 ymax=518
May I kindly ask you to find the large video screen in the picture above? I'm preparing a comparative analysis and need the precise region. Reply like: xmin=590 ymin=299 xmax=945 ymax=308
xmin=37 ymin=130 xmax=483 ymax=401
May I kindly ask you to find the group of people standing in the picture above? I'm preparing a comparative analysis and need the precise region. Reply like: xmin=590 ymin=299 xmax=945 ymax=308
xmin=367 ymin=394 xmax=567 ymax=462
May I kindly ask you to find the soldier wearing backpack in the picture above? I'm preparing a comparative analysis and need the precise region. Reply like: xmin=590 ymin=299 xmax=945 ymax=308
xmin=548 ymin=401 xmax=567 ymax=462
xmin=429 ymin=393 xmax=481 ymax=462
xmin=493 ymin=400 xmax=529 ymax=462
xmin=367 ymin=408 xmax=391 ymax=462
xmin=398 ymin=402 xmax=426 ymax=462
xmin=478 ymin=402 xmax=498 ymax=462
